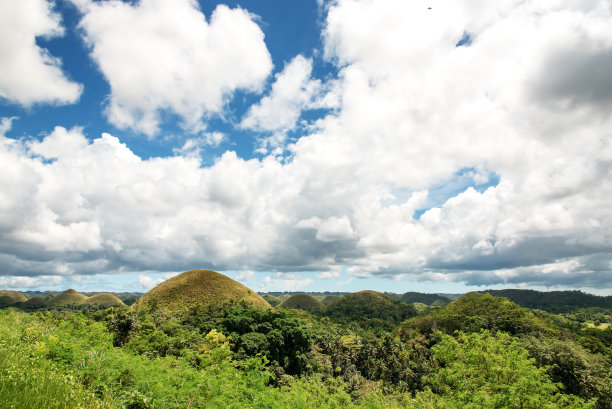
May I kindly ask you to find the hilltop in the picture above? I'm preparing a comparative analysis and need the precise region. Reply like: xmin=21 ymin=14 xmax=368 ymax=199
xmin=401 ymin=292 xmax=560 ymax=337
xmin=322 ymin=290 xmax=417 ymax=332
xmin=84 ymin=293 xmax=125 ymax=307
xmin=480 ymin=289 xmax=612 ymax=312
xmin=133 ymin=269 xmax=271 ymax=314
xmin=0 ymin=290 xmax=27 ymax=307
xmin=278 ymin=293 xmax=324 ymax=311
xmin=47 ymin=289 xmax=88 ymax=306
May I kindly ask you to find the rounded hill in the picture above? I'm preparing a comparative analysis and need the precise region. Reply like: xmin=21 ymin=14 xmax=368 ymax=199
xmin=23 ymin=296 xmax=47 ymax=306
xmin=279 ymin=294 xmax=324 ymax=311
xmin=47 ymin=289 xmax=88 ymax=306
xmin=400 ymin=292 xmax=559 ymax=337
xmin=322 ymin=294 xmax=343 ymax=305
xmin=133 ymin=269 xmax=271 ymax=314
xmin=322 ymin=290 xmax=417 ymax=331
xmin=0 ymin=290 xmax=27 ymax=307
xmin=85 ymin=293 xmax=125 ymax=307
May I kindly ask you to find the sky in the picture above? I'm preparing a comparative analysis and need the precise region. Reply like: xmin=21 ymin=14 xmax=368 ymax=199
xmin=1 ymin=0 xmax=612 ymax=295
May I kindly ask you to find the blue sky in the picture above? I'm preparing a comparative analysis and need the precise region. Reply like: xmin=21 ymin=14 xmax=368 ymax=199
xmin=1 ymin=0 xmax=612 ymax=295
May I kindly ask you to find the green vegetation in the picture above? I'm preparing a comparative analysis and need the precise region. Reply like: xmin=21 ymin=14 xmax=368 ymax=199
xmin=278 ymin=293 xmax=324 ymax=311
xmin=47 ymin=289 xmax=89 ymax=306
xmin=84 ymin=293 xmax=126 ymax=307
xmin=1 ymin=277 xmax=610 ymax=408
xmin=482 ymin=289 xmax=612 ymax=312
xmin=410 ymin=331 xmax=592 ymax=408
xmin=260 ymin=293 xmax=282 ymax=307
xmin=321 ymin=290 xmax=417 ymax=332
xmin=0 ymin=290 xmax=27 ymax=306
xmin=133 ymin=269 xmax=271 ymax=314
xmin=399 ymin=291 xmax=450 ymax=306
xmin=322 ymin=294 xmax=342 ymax=305
xmin=401 ymin=292 xmax=558 ymax=337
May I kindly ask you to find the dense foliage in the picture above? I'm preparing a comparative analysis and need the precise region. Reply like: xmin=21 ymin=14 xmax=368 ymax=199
xmin=482 ymin=289 xmax=612 ymax=312
xmin=399 ymin=292 xmax=450 ymax=306
xmin=1 ymin=290 xmax=611 ymax=408
xmin=320 ymin=290 xmax=417 ymax=333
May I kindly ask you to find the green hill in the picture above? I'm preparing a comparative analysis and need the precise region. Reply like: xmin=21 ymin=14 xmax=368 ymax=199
xmin=322 ymin=290 xmax=417 ymax=331
xmin=480 ymin=289 xmax=612 ymax=312
xmin=278 ymin=293 xmax=324 ymax=311
xmin=0 ymin=290 xmax=27 ymax=307
xmin=84 ymin=293 xmax=125 ymax=307
xmin=401 ymin=292 xmax=559 ymax=337
xmin=23 ymin=296 xmax=47 ymax=306
xmin=133 ymin=269 xmax=271 ymax=314
xmin=47 ymin=289 xmax=88 ymax=306
xmin=400 ymin=291 xmax=451 ymax=306
xmin=322 ymin=294 xmax=342 ymax=305
xmin=260 ymin=293 xmax=282 ymax=307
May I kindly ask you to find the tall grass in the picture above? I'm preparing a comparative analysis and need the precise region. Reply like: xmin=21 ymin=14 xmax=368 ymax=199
xmin=0 ymin=309 xmax=113 ymax=409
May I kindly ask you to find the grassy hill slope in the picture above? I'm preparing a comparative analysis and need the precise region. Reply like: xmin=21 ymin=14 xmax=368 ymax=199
xmin=278 ymin=294 xmax=324 ymax=311
xmin=47 ymin=289 xmax=88 ymax=306
xmin=84 ymin=293 xmax=125 ymax=307
xmin=0 ymin=290 xmax=27 ymax=307
xmin=133 ymin=269 xmax=271 ymax=314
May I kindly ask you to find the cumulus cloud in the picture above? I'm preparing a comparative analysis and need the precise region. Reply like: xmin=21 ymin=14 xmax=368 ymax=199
xmin=74 ymin=0 xmax=272 ymax=136
xmin=0 ymin=0 xmax=82 ymax=106
xmin=262 ymin=273 xmax=313 ymax=292
xmin=316 ymin=270 xmax=341 ymax=280
xmin=2 ymin=0 xmax=612 ymax=292
xmin=235 ymin=270 xmax=256 ymax=282
xmin=138 ymin=274 xmax=163 ymax=289
xmin=241 ymin=55 xmax=334 ymax=133
xmin=0 ymin=275 xmax=63 ymax=289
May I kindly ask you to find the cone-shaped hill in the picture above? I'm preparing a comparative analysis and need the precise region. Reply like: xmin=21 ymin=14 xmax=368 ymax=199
xmin=400 ymin=292 xmax=560 ymax=337
xmin=24 ymin=296 xmax=47 ymax=306
xmin=0 ymin=290 xmax=27 ymax=307
xmin=133 ymin=269 xmax=271 ymax=314
xmin=279 ymin=293 xmax=324 ymax=311
xmin=47 ymin=289 xmax=88 ymax=306
xmin=322 ymin=294 xmax=343 ymax=305
xmin=322 ymin=290 xmax=417 ymax=331
xmin=85 ymin=293 xmax=125 ymax=307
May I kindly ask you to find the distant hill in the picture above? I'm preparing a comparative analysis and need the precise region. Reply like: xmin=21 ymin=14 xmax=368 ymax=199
xmin=133 ymin=269 xmax=271 ymax=314
xmin=322 ymin=294 xmax=343 ymax=305
xmin=0 ymin=290 xmax=27 ymax=307
xmin=260 ymin=293 xmax=282 ymax=307
xmin=401 ymin=292 xmax=559 ymax=337
xmin=23 ymin=296 xmax=47 ymax=306
xmin=322 ymin=290 xmax=417 ymax=331
xmin=480 ymin=289 xmax=612 ymax=312
xmin=84 ymin=293 xmax=125 ymax=307
xmin=278 ymin=294 xmax=324 ymax=311
xmin=47 ymin=289 xmax=88 ymax=306
xmin=400 ymin=291 xmax=451 ymax=306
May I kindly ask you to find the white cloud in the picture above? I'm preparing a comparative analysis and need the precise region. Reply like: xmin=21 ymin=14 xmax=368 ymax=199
xmin=241 ymin=55 xmax=320 ymax=133
xmin=172 ymin=132 xmax=226 ymax=156
xmin=138 ymin=274 xmax=163 ymax=289
xmin=316 ymin=216 xmax=355 ymax=242
xmin=75 ymin=0 xmax=272 ymax=136
xmin=0 ymin=275 xmax=62 ymax=289
xmin=0 ymin=0 xmax=82 ymax=106
xmin=316 ymin=270 xmax=341 ymax=280
xmin=235 ymin=270 xmax=256 ymax=282
xmin=2 ymin=0 xmax=612 ymax=292
xmin=262 ymin=273 xmax=313 ymax=292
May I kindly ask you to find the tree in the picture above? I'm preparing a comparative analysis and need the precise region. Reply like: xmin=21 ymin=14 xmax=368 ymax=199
xmin=410 ymin=330 xmax=593 ymax=408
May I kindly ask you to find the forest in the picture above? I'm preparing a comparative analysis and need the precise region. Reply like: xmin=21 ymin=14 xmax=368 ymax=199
xmin=1 ymin=270 xmax=611 ymax=409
